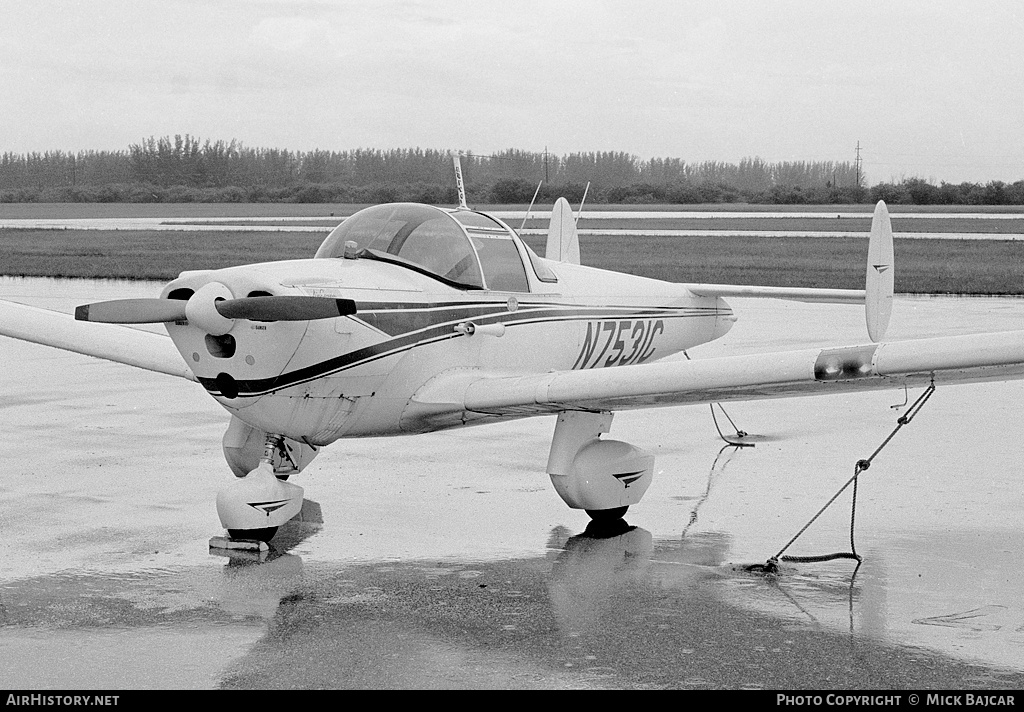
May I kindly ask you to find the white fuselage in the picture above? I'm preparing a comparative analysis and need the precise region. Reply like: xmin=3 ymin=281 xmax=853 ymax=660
xmin=162 ymin=254 xmax=735 ymax=444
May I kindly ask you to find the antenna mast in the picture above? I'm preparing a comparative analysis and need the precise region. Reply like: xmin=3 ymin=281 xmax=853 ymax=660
xmin=453 ymin=153 xmax=468 ymax=209
xmin=575 ymin=182 xmax=590 ymax=225
xmin=520 ymin=180 xmax=544 ymax=231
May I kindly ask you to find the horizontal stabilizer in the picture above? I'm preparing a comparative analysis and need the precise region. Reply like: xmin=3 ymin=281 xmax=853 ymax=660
xmin=686 ymin=284 xmax=865 ymax=304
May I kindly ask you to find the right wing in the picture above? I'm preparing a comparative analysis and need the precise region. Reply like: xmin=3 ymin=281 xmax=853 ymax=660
xmin=0 ymin=300 xmax=196 ymax=381
xmin=412 ymin=329 xmax=1024 ymax=417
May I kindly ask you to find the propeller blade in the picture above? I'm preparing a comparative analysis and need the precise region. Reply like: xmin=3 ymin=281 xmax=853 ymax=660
xmin=74 ymin=295 xmax=356 ymax=325
xmin=215 ymin=296 xmax=357 ymax=322
xmin=75 ymin=298 xmax=188 ymax=324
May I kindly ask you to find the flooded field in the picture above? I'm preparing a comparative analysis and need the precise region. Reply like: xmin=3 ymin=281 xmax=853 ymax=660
xmin=3 ymin=203 xmax=1024 ymax=239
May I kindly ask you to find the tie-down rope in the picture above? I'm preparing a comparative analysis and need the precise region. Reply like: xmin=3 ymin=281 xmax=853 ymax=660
xmin=747 ymin=379 xmax=936 ymax=575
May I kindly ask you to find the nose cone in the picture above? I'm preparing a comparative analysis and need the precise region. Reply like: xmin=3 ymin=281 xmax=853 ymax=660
xmin=714 ymin=297 xmax=737 ymax=340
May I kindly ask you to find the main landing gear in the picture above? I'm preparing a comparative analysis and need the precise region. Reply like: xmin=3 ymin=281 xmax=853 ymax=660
xmin=547 ymin=412 xmax=653 ymax=523
xmin=211 ymin=409 xmax=651 ymax=547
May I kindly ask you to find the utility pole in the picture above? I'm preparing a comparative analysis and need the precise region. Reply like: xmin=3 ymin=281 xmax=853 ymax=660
xmin=544 ymin=146 xmax=549 ymax=184
xmin=855 ymin=141 xmax=863 ymax=191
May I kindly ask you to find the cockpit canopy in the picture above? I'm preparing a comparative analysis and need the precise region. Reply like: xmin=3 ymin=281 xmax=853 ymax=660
xmin=316 ymin=203 xmax=536 ymax=291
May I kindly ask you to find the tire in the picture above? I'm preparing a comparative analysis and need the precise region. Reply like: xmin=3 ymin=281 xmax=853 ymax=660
xmin=227 ymin=526 xmax=278 ymax=542
xmin=585 ymin=506 xmax=628 ymax=522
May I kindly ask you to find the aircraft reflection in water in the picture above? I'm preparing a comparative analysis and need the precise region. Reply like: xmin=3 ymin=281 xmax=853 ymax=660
xmin=210 ymin=512 xmax=1024 ymax=690
xmin=546 ymin=521 xmax=730 ymax=636
xmin=546 ymin=441 xmax=738 ymax=629
xmin=195 ymin=417 xmax=1024 ymax=689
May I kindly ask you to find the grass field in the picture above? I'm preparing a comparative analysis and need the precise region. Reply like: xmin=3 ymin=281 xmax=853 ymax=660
xmin=2 ymin=227 xmax=1022 ymax=294
xmin=1 ymin=204 xmax=1022 ymax=293
xmin=526 ymin=235 xmax=1024 ymax=294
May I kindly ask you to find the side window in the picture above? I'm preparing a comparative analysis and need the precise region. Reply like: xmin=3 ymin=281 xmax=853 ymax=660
xmin=469 ymin=233 xmax=530 ymax=292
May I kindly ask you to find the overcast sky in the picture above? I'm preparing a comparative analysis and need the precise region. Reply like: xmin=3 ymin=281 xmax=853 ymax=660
xmin=2 ymin=0 xmax=1022 ymax=184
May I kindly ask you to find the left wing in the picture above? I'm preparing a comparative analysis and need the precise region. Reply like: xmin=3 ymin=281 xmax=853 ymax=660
xmin=414 ymin=329 xmax=1024 ymax=416
xmin=0 ymin=300 xmax=196 ymax=381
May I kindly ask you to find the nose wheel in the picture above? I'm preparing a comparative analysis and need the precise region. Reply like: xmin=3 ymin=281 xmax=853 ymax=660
xmin=586 ymin=506 xmax=628 ymax=522
xmin=214 ymin=434 xmax=304 ymax=544
xmin=227 ymin=527 xmax=278 ymax=542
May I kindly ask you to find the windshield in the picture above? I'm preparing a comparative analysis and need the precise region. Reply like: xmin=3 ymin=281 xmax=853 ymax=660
xmin=316 ymin=203 xmax=485 ymax=288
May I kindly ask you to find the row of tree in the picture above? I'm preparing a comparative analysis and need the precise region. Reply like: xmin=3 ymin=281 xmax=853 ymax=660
xmin=1 ymin=136 xmax=1021 ymax=204
xmin=0 ymin=139 xmax=861 ymax=190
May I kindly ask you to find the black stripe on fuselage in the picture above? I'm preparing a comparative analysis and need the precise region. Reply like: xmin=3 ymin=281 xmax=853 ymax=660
xmin=354 ymin=300 xmax=696 ymax=337
xmin=197 ymin=302 xmax=726 ymax=397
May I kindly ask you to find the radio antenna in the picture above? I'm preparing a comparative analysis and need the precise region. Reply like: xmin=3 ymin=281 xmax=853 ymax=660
xmin=520 ymin=180 xmax=543 ymax=231
xmin=575 ymin=181 xmax=591 ymax=224
xmin=453 ymin=153 xmax=469 ymax=209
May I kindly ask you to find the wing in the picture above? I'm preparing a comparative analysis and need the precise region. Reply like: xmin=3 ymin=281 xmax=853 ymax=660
xmin=414 ymin=330 xmax=1024 ymax=416
xmin=0 ymin=300 xmax=196 ymax=381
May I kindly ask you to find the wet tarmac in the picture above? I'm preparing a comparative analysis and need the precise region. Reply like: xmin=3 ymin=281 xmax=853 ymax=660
xmin=2 ymin=277 xmax=1024 ymax=689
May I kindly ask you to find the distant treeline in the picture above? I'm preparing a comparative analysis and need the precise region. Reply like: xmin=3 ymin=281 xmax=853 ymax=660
xmin=2 ymin=135 xmax=1022 ymax=205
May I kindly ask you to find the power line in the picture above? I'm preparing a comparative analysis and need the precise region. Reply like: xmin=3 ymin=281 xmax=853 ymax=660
xmin=863 ymin=150 xmax=1024 ymax=159
xmin=865 ymin=160 xmax=1024 ymax=168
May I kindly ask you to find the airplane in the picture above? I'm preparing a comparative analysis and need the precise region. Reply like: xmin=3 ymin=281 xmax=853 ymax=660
xmin=3 ymin=179 xmax=1024 ymax=546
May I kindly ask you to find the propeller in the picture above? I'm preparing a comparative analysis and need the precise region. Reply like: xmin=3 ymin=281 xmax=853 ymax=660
xmin=75 ymin=295 xmax=357 ymax=325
